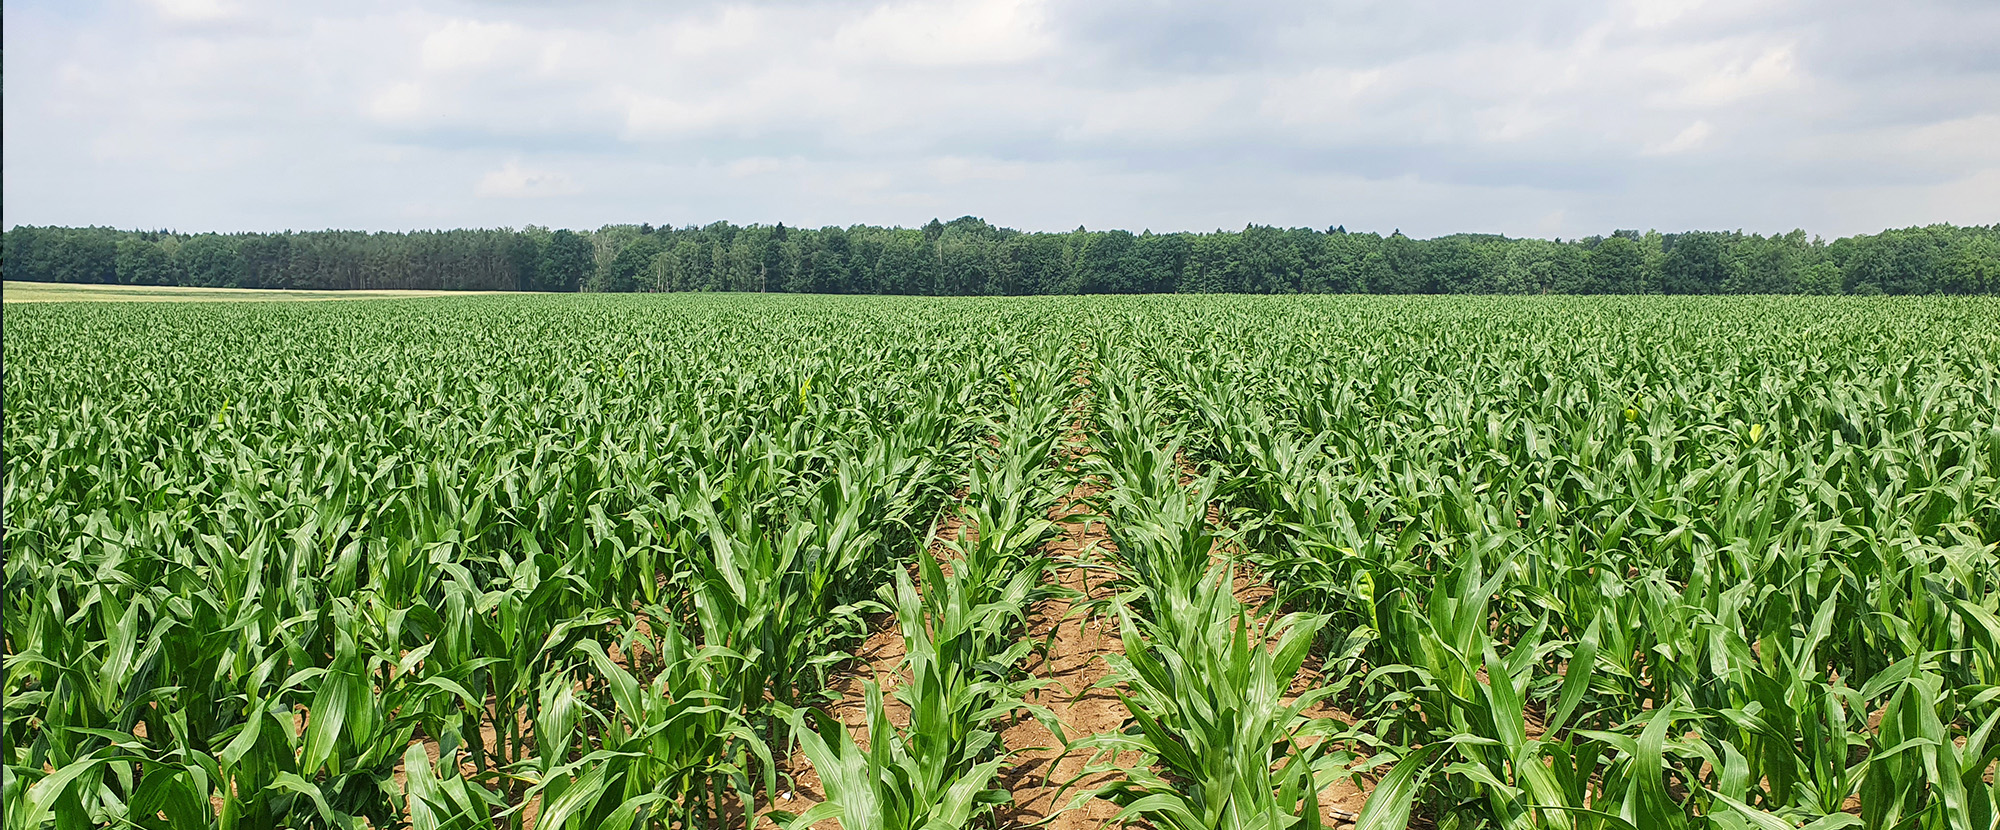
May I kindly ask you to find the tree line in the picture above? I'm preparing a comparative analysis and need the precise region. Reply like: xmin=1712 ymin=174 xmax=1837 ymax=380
xmin=5 ymin=218 xmax=1997 ymax=296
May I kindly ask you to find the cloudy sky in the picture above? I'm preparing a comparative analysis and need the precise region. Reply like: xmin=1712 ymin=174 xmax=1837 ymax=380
xmin=4 ymin=0 xmax=1996 ymax=238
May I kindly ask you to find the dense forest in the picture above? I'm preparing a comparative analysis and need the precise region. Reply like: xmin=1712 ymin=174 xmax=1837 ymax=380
xmin=5 ymin=219 xmax=1997 ymax=295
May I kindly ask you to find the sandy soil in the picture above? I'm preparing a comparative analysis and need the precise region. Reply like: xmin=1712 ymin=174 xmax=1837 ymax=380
xmin=993 ymin=467 xmax=1129 ymax=829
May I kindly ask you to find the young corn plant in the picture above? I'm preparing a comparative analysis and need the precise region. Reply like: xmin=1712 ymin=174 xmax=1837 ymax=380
xmin=513 ymin=629 xmax=771 ymax=829
xmin=767 ymin=537 xmax=1053 ymax=829
xmin=1087 ymin=576 xmax=1348 ymax=830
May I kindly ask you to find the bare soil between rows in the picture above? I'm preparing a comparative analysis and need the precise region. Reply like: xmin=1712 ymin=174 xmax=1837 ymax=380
xmin=992 ymin=468 xmax=1128 ymax=829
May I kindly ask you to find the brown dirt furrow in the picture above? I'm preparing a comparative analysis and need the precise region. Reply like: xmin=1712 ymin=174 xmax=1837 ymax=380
xmin=994 ymin=471 xmax=1127 ymax=829
xmin=1290 ymin=657 xmax=1370 ymax=824
xmin=995 ymin=356 xmax=1130 ymax=830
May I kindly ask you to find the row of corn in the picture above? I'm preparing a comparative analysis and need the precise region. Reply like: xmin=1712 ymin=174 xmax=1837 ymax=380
xmin=771 ymin=349 xmax=1071 ymax=829
xmin=1064 ymin=350 xmax=1353 ymax=829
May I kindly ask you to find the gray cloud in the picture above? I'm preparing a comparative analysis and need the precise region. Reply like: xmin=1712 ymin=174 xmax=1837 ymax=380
xmin=3 ymin=0 xmax=1995 ymax=238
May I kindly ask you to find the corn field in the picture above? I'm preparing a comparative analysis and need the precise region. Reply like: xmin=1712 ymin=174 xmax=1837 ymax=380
xmin=4 ymin=293 xmax=1998 ymax=830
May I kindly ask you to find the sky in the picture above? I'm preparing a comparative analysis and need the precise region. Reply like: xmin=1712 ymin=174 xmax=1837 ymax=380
xmin=4 ymin=0 xmax=1997 ymax=239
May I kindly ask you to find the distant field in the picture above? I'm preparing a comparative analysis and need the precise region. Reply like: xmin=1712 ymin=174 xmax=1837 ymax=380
xmin=1 ymin=280 xmax=514 ymax=303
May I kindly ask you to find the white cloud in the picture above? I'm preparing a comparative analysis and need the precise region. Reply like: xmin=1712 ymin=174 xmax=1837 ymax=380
xmin=928 ymin=156 xmax=1028 ymax=184
xmin=475 ymin=160 xmax=582 ymax=198
xmin=1625 ymin=0 xmax=1790 ymax=31
xmin=421 ymin=19 xmax=530 ymax=71
xmin=655 ymin=7 xmax=770 ymax=60
xmin=369 ymin=82 xmax=425 ymax=121
xmin=1653 ymin=42 xmax=1802 ymax=106
xmin=833 ymin=0 xmax=1051 ymax=66
xmin=1259 ymin=68 xmax=1385 ymax=126
xmin=1644 ymin=120 xmax=1715 ymax=155
xmin=1067 ymin=78 xmax=1240 ymax=140
xmin=148 ymin=0 xmax=237 ymax=23
xmin=1898 ymin=114 xmax=2000 ymax=163
xmin=726 ymin=156 xmax=801 ymax=177
xmin=623 ymin=95 xmax=725 ymax=136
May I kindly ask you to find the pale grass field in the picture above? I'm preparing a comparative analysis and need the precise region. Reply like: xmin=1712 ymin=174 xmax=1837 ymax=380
xmin=2 ymin=281 xmax=518 ymax=303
